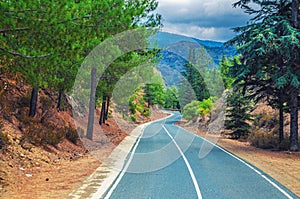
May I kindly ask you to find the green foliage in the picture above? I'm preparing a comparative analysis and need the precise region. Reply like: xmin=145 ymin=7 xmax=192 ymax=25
xmin=178 ymin=79 xmax=197 ymax=110
xmin=182 ymin=97 xmax=216 ymax=121
xmin=203 ymin=67 xmax=224 ymax=98
xmin=143 ymin=83 xmax=165 ymax=107
xmin=142 ymin=107 xmax=151 ymax=117
xmin=130 ymin=115 xmax=136 ymax=122
xmin=0 ymin=0 xmax=162 ymax=116
xmin=129 ymin=95 xmax=137 ymax=114
xmin=219 ymin=55 xmax=236 ymax=89
xmin=127 ymin=86 xmax=152 ymax=121
xmin=181 ymin=48 xmax=210 ymax=101
xmin=197 ymin=97 xmax=216 ymax=116
xmin=182 ymin=100 xmax=200 ymax=121
xmin=228 ymin=0 xmax=300 ymax=150
xmin=164 ymin=86 xmax=180 ymax=109
xmin=225 ymin=89 xmax=253 ymax=139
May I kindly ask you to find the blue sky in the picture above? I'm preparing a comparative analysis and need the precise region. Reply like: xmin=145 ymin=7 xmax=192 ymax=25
xmin=156 ymin=0 xmax=251 ymax=42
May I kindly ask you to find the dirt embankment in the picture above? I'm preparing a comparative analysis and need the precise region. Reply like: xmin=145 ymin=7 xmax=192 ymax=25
xmin=0 ymin=76 xmax=168 ymax=198
xmin=0 ymin=117 xmax=126 ymax=199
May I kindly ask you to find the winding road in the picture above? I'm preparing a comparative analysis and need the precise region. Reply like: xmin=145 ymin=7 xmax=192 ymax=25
xmin=101 ymin=112 xmax=298 ymax=199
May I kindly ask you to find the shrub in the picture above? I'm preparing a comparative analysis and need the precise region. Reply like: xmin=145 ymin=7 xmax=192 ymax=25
xmin=65 ymin=127 xmax=79 ymax=144
xmin=182 ymin=100 xmax=199 ymax=121
xmin=197 ymin=97 xmax=216 ymax=116
xmin=136 ymin=104 xmax=144 ymax=113
xmin=130 ymin=115 xmax=136 ymax=122
xmin=182 ymin=97 xmax=216 ymax=121
xmin=23 ymin=122 xmax=65 ymax=146
xmin=129 ymin=96 xmax=137 ymax=114
xmin=249 ymin=130 xmax=278 ymax=149
xmin=279 ymin=138 xmax=290 ymax=151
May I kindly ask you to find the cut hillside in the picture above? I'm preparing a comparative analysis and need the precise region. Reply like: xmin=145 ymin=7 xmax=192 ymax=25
xmin=0 ymin=76 xmax=167 ymax=198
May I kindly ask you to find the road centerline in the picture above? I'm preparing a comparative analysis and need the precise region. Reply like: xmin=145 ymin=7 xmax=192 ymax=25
xmin=162 ymin=124 xmax=203 ymax=199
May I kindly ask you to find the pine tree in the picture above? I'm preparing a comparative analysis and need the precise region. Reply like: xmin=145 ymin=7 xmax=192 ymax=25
xmin=225 ymin=88 xmax=253 ymax=139
xmin=181 ymin=48 xmax=211 ymax=102
xmin=228 ymin=0 xmax=300 ymax=151
xmin=164 ymin=86 xmax=180 ymax=109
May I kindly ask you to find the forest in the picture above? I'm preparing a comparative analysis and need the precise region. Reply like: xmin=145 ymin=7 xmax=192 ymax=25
xmin=0 ymin=0 xmax=299 ymax=152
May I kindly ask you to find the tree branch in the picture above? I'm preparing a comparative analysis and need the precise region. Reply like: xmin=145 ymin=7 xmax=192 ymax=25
xmin=0 ymin=27 xmax=30 ymax=33
xmin=0 ymin=46 xmax=51 ymax=59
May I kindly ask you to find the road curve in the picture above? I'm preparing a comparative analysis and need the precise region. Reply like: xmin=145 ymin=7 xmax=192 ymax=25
xmin=102 ymin=112 xmax=299 ymax=199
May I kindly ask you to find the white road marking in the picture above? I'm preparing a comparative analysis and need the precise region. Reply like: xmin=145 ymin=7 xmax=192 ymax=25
xmin=99 ymin=114 xmax=173 ymax=199
xmin=176 ymin=125 xmax=294 ymax=199
xmin=101 ymin=128 xmax=145 ymax=199
xmin=162 ymin=125 xmax=203 ymax=199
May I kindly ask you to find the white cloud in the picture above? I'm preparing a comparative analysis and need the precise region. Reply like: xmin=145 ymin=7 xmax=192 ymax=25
xmin=156 ymin=0 xmax=250 ymax=41
xmin=162 ymin=22 xmax=236 ymax=42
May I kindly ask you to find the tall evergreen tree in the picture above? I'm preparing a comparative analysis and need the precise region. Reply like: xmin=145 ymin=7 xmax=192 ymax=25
xmin=181 ymin=48 xmax=210 ymax=101
xmin=228 ymin=0 xmax=300 ymax=151
xmin=225 ymin=88 xmax=253 ymax=139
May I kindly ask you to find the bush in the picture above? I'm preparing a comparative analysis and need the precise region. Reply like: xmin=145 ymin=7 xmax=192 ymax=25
xmin=249 ymin=130 xmax=278 ymax=149
xmin=197 ymin=97 xmax=216 ymax=116
xmin=25 ymin=124 xmax=64 ymax=146
xmin=253 ymin=111 xmax=278 ymax=130
xmin=65 ymin=127 xmax=79 ymax=144
xmin=182 ymin=97 xmax=216 ymax=121
xmin=279 ymin=138 xmax=290 ymax=151
xmin=129 ymin=96 xmax=137 ymax=114
xmin=136 ymin=104 xmax=144 ymax=113
xmin=182 ymin=100 xmax=199 ymax=121
xmin=130 ymin=115 xmax=136 ymax=122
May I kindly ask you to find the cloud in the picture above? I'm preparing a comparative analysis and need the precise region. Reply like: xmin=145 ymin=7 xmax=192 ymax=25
xmin=156 ymin=0 xmax=251 ymax=41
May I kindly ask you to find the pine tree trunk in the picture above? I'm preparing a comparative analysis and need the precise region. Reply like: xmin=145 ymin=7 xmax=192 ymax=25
xmin=105 ymin=97 xmax=110 ymax=120
xmin=57 ymin=90 xmax=63 ymax=111
xmin=87 ymin=67 xmax=97 ymax=140
xmin=99 ymin=101 xmax=106 ymax=125
xmin=289 ymin=89 xmax=299 ymax=151
xmin=290 ymin=0 xmax=299 ymax=151
xmin=29 ymin=87 xmax=38 ymax=117
xmin=279 ymin=92 xmax=284 ymax=144
xmin=292 ymin=0 xmax=299 ymax=28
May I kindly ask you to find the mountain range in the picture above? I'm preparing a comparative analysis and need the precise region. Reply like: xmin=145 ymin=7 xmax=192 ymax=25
xmin=149 ymin=31 xmax=236 ymax=87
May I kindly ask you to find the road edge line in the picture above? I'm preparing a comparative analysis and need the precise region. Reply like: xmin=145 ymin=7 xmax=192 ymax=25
xmin=176 ymin=125 xmax=294 ymax=199
xmin=101 ymin=126 xmax=145 ymax=199
xmin=95 ymin=113 xmax=174 ymax=199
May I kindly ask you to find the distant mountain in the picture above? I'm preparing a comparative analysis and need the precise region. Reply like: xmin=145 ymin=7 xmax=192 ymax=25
xmin=149 ymin=31 xmax=235 ymax=64
xmin=149 ymin=31 xmax=236 ymax=87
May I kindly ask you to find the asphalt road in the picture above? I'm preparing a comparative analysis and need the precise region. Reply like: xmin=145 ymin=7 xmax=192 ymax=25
xmin=102 ymin=112 xmax=299 ymax=199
